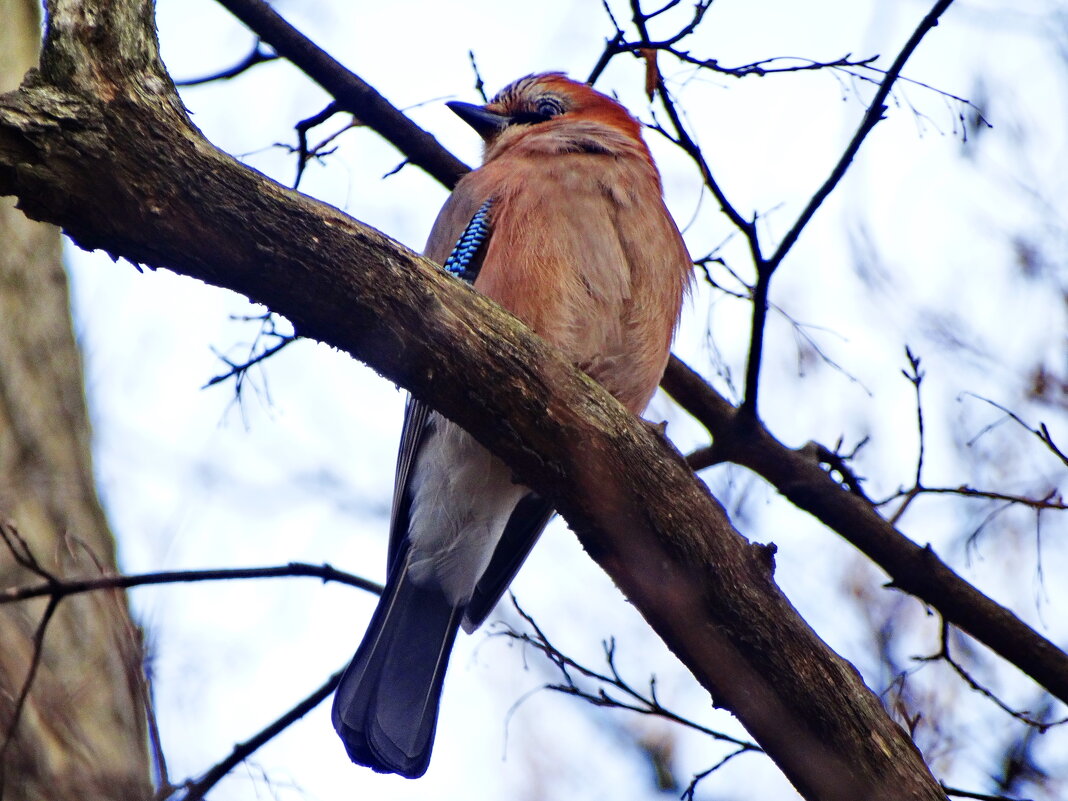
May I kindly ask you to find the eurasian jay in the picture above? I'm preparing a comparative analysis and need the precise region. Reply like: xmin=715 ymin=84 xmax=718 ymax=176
xmin=332 ymin=72 xmax=692 ymax=778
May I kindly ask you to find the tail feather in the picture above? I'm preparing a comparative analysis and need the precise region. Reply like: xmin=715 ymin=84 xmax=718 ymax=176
xmin=332 ymin=571 xmax=462 ymax=778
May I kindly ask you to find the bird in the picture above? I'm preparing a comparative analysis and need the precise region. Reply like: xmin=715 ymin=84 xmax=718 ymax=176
xmin=331 ymin=72 xmax=693 ymax=778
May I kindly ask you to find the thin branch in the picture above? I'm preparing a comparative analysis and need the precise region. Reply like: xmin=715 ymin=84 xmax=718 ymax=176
xmin=467 ymin=50 xmax=488 ymax=102
xmin=496 ymin=596 xmax=761 ymax=752
xmin=890 ymin=347 xmax=928 ymax=524
xmin=679 ymin=52 xmax=880 ymax=78
xmin=170 ymin=669 xmax=343 ymax=801
xmin=213 ymin=0 xmax=470 ymax=187
xmin=941 ymin=785 xmax=1034 ymax=801
xmin=0 ymin=522 xmax=376 ymax=799
xmin=628 ymin=0 xmax=713 ymax=49
xmin=800 ymin=439 xmax=871 ymax=499
xmin=905 ymin=347 xmax=927 ymax=489
xmin=0 ymin=594 xmax=60 ymax=798
xmin=880 ymin=485 xmax=1065 ymax=513
xmin=667 ymin=50 xmax=989 ymax=128
xmin=738 ymin=0 xmax=960 ymax=415
xmin=502 ymin=592 xmax=772 ymax=801
xmin=292 ymin=102 xmax=343 ymax=189
xmin=174 ymin=39 xmax=278 ymax=86
xmin=145 ymin=667 xmax=170 ymax=795
xmin=682 ymin=747 xmax=753 ymax=801
xmin=0 ymin=519 xmax=58 ymax=582
xmin=963 ymin=392 xmax=1068 ymax=467
xmin=646 ymin=101 xmax=755 ymax=243
xmin=204 ymin=335 xmax=297 ymax=390
xmin=608 ymin=0 xmax=969 ymax=419
xmin=914 ymin=620 xmax=1068 ymax=731
xmin=203 ymin=311 xmax=298 ymax=399
xmin=767 ymin=0 xmax=960 ymax=275
xmin=0 ymin=562 xmax=383 ymax=605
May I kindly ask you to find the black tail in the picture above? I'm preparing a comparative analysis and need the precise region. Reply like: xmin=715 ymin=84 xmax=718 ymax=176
xmin=332 ymin=569 xmax=462 ymax=778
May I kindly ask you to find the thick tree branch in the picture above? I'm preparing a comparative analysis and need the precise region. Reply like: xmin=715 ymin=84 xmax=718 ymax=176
xmin=0 ymin=1 xmax=947 ymax=798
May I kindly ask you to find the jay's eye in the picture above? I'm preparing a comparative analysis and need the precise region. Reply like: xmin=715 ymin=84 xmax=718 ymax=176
xmin=536 ymin=97 xmax=565 ymax=117
xmin=512 ymin=96 xmax=566 ymax=125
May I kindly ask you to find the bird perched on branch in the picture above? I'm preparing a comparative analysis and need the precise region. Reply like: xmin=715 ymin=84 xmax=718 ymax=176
xmin=332 ymin=72 xmax=692 ymax=778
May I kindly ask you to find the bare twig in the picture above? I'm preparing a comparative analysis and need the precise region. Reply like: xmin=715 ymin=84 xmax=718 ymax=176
xmin=170 ymin=669 xmax=343 ymax=801
xmin=905 ymin=347 xmax=927 ymax=488
xmin=681 ymin=747 xmax=753 ymax=801
xmin=889 ymin=347 xmax=928 ymax=524
xmin=174 ymin=39 xmax=278 ymax=86
xmin=0 ymin=525 xmax=377 ymax=799
xmin=941 ymin=785 xmax=1034 ymax=801
xmin=467 ymin=50 xmax=488 ymax=102
xmin=915 ymin=620 xmax=1068 ymax=731
xmin=496 ymin=596 xmax=761 ymax=753
xmin=627 ymin=0 xmax=713 ymax=48
xmin=596 ymin=0 xmax=970 ymax=420
xmin=801 ymin=439 xmax=871 ymax=499
xmin=668 ymin=51 xmax=989 ymax=128
xmin=963 ymin=392 xmax=1068 ymax=467
xmin=292 ymin=102 xmax=343 ymax=189
xmin=213 ymin=0 xmax=470 ymax=187
xmin=880 ymin=485 xmax=1065 ymax=513
xmin=0 ymin=594 xmax=60 ymax=798
xmin=500 ymin=594 xmax=784 ymax=800
xmin=203 ymin=312 xmax=298 ymax=395
xmin=0 ymin=519 xmax=58 ymax=582
xmin=0 ymin=562 xmax=383 ymax=606
xmin=740 ymin=0 xmax=961 ymax=415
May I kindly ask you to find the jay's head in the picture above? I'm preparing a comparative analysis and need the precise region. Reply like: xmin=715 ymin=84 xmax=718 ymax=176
xmin=447 ymin=73 xmax=647 ymax=162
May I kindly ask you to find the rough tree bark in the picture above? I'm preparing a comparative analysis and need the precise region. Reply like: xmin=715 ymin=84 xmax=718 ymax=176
xmin=0 ymin=0 xmax=948 ymax=799
xmin=0 ymin=1 xmax=152 ymax=799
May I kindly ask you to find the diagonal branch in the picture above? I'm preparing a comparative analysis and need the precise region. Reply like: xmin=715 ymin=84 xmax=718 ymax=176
xmin=764 ymin=0 xmax=959 ymax=276
xmin=214 ymin=0 xmax=470 ymax=188
xmin=174 ymin=39 xmax=278 ymax=86
xmin=742 ymin=0 xmax=959 ymax=414
xmin=660 ymin=355 xmax=1068 ymax=707
xmin=173 ymin=670 xmax=343 ymax=801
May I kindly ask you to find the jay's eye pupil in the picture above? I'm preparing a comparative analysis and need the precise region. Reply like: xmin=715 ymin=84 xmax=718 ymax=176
xmin=536 ymin=97 xmax=564 ymax=117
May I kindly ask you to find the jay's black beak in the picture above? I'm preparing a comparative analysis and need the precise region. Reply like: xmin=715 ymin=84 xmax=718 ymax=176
xmin=447 ymin=101 xmax=511 ymax=140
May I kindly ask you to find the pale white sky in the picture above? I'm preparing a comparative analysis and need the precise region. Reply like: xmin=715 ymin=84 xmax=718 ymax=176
xmin=65 ymin=1 xmax=1067 ymax=799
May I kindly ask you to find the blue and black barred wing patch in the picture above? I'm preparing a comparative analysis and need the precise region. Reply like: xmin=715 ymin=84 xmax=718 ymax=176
xmin=441 ymin=198 xmax=494 ymax=284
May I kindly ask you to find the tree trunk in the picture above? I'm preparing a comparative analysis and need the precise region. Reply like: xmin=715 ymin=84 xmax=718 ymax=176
xmin=0 ymin=1 xmax=152 ymax=798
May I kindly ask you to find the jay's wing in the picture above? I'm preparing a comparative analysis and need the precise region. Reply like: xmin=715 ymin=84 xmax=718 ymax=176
xmin=462 ymin=492 xmax=556 ymax=630
xmin=383 ymin=395 xmax=432 ymax=577
xmin=387 ymin=198 xmax=557 ymax=624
